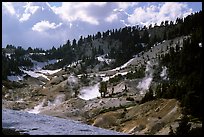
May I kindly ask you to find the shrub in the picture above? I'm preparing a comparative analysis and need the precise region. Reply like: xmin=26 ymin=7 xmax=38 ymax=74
xmin=126 ymin=97 xmax=134 ymax=101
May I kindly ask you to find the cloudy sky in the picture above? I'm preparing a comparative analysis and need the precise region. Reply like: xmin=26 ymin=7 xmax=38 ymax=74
xmin=2 ymin=2 xmax=202 ymax=49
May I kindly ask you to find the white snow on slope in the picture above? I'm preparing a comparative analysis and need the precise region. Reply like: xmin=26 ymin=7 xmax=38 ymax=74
xmin=13 ymin=59 xmax=62 ymax=81
xmin=37 ymin=69 xmax=61 ymax=75
xmin=21 ymin=70 xmax=50 ymax=81
xmin=29 ymin=52 xmax=46 ymax=55
xmin=67 ymin=60 xmax=82 ymax=68
xmin=120 ymin=58 xmax=135 ymax=69
xmin=78 ymin=83 xmax=101 ymax=100
xmin=97 ymin=55 xmax=113 ymax=64
xmin=102 ymin=76 xmax=110 ymax=82
xmin=101 ymin=71 xmax=129 ymax=82
xmin=5 ymin=53 xmax=12 ymax=59
xmin=110 ymin=58 xmax=135 ymax=72
xmin=8 ymin=68 xmax=61 ymax=82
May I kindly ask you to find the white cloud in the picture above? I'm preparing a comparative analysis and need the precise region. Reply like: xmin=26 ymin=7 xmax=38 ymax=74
xmin=159 ymin=2 xmax=186 ymax=17
xmin=19 ymin=13 xmax=30 ymax=22
xmin=117 ymin=2 xmax=138 ymax=10
xmin=106 ymin=5 xmax=132 ymax=24
xmin=69 ymin=23 xmax=73 ymax=28
xmin=105 ymin=14 xmax=118 ymax=22
xmin=3 ymin=2 xmax=40 ymax=22
xmin=2 ymin=2 xmax=16 ymax=15
xmin=24 ymin=2 xmax=39 ymax=14
xmin=128 ymin=2 xmax=193 ymax=27
xmin=76 ymin=10 xmax=99 ymax=25
xmin=19 ymin=2 xmax=40 ymax=22
xmin=74 ymin=2 xmax=107 ymax=8
xmin=48 ymin=2 xmax=138 ymax=25
xmin=49 ymin=2 xmax=108 ymax=25
xmin=32 ymin=20 xmax=62 ymax=32
xmin=183 ymin=8 xmax=193 ymax=17
xmin=128 ymin=6 xmax=157 ymax=26
xmin=120 ymin=19 xmax=130 ymax=27
xmin=2 ymin=2 xmax=199 ymax=49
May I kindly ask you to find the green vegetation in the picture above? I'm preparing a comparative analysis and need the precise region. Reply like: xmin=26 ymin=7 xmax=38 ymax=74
xmin=107 ymin=66 xmax=145 ymax=85
xmin=80 ymin=74 xmax=90 ymax=86
xmin=152 ymin=11 xmax=202 ymax=120
xmin=168 ymin=113 xmax=202 ymax=135
xmin=175 ymin=114 xmax=191 ymax=135
xmin=2 ymin=46 xmax=33 ymax=80
xmin=126 ymin=96 xmax=134 ymax=101
xmin=140 ymin=87 xmax=155 ymax=104
xmin=2 ymin=12 xmax=202 ymax=125
xmin=126 ymin=67 xmax=145 ymax=79
xmin=3 ymin=11 xmax=202 ymax=81
xmin=109 ymin=74 xmax=124 ymax=85
xmin=156 ymin=31 xmax=202 ymax=119
xmin=132 ymin=11 xmax=203 ymax=122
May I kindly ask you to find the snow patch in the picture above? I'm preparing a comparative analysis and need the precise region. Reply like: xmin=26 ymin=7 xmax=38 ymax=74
xmin=102 ymin=71 xmax=129 ymax=82
xmin=21 ymin=70 xmax=50 ymax=81
xmin=110 ymin=57 xmax=135 ymax=72
xmin=5 ymin=53 xmax=12 ymax=59
xmin=29 ymin=52 xmax=46 ymax=55
xmin=67 ymin=60 xmax=82 ymax=68
xmin=120 ymin=58 xmax=135 ymax=69
xmin=37 ymin=69 xmax=61 ymax=75
xmin=18 ymin=59 xmax=62 ymax=81
xmin=97 ymin=55 xmax=113 ymax=64
xmin=102 ymin=76 xmax=110 ymax=82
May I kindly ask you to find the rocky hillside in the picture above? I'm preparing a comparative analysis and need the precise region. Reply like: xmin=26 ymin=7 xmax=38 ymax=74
xmin=2 ymin=11 xmax=202 ymax=135
xmin=2 ymin=34 xmax=202 ymax=135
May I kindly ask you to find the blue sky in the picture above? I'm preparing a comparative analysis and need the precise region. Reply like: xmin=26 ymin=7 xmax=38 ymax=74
xmin=2 ymin=2 xmax=202 ymax=49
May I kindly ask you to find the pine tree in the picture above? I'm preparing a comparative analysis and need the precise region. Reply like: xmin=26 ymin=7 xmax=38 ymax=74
xmin=175 ymin=114 xmax=191 ymax=135
xmin=99 ymin=81 xmax=107 ymax=98
xmin=111 ymin=87 xmax=114 ymax=94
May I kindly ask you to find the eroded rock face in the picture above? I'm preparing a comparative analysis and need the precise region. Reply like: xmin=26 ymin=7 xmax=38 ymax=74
xmin=92 ymin=111 xmax=121 ymax=129
xmin=90 ymin=99 xmax=183 ymax=135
